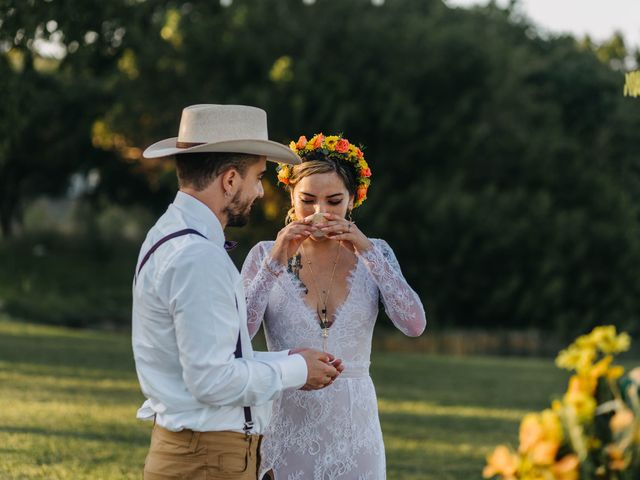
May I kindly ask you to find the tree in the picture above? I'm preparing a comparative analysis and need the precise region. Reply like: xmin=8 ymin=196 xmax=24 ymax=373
xmin=3 ymin=0 xmax=640 ymax=336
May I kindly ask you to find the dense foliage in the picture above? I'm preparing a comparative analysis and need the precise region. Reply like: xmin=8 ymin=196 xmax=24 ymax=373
xmin=2 ymin=0 xmax=640 ymax=336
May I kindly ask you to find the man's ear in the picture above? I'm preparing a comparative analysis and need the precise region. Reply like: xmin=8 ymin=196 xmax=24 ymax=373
xmin=220 ymin=168 xmax=240 ymax=196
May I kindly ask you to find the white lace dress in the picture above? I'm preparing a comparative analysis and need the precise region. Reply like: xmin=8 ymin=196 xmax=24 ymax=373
xmin=241 ymin=239 xmax=426 ymax=480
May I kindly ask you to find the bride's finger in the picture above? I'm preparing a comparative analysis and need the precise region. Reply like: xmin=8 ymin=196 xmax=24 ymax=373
xmin=328 ymin=232 xmax=355 ymax=242
xmin=321 ymin=223 xmax=351 ymax=235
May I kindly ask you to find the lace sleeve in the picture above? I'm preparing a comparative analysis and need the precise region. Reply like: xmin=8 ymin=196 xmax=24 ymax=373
xmin=240 ymin=242 xmax=286 ymax=338
xmin=358 ymin=239 xmax=426 ymax=337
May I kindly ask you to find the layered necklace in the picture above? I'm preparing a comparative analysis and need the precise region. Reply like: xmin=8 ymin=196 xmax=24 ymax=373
xmin=301 ymin=242 xmax=342 ymax=352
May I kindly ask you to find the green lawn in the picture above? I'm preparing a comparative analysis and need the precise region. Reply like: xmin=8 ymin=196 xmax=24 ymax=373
xmin=0 ymin=317 xmax=571 ymax=479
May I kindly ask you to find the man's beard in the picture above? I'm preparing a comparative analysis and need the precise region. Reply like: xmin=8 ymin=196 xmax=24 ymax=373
xmin=223 ymin=191 xmax=254 ymax=227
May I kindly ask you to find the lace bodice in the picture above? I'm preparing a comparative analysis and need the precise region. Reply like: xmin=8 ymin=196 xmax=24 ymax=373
xmin=242 ymin=238 xmax=425 ymax=353
xmin=241 ymin=238 xmax=426 ymax=479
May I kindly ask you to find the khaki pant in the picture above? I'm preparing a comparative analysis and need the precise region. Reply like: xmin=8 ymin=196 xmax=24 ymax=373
xmin=144 ymin=425 xmax=262 ymax=480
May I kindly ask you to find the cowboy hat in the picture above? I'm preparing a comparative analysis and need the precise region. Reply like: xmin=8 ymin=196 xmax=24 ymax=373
xmin=143 ymin=104 xmax=301 ymax=164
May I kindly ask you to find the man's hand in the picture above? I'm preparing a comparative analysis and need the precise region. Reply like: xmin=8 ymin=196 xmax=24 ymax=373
xmin=291 ymin=348 xmax=343 ymax=390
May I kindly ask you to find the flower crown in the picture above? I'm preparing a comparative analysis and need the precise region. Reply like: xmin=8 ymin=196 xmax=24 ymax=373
xmin=276 ymin=133 xmax=372 ymax=208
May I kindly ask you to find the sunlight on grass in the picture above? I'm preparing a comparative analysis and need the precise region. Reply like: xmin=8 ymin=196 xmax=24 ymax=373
xmin=0 ymin=318 xmax=568 ymax=479
xmin=378 ymin=398 xmax=527 ymax=421
xmin=385 ymin=436 xmax=489 ymax=456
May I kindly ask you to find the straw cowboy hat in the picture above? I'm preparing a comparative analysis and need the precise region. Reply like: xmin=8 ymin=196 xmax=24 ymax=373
xmin=143 ymin=104 xmax=300 ymax=165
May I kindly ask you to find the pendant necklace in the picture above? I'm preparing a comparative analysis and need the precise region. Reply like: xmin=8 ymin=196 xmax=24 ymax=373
xmin=301 ymin=242 xmax=342 ymax=352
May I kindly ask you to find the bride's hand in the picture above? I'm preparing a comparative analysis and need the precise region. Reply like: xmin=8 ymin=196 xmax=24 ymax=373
xmin=320 ymin=213 xmax=373 ymax=254
xmin=270 ymin=219 xmax=317 ymax=265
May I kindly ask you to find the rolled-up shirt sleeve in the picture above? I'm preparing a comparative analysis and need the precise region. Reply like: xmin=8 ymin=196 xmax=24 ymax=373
xmin=159 ymin=243 xmax=306 ymax=407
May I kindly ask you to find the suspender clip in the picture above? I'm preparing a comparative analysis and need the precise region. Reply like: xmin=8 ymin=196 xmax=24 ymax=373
xmin=243 ymin=420 xmax=254 ymax=437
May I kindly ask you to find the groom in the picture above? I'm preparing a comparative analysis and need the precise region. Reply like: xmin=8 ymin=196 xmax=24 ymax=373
xmin=132 ymin=104 xmax=342 ymax=479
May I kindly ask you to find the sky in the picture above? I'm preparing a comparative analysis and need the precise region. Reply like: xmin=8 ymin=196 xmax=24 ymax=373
xmin=445 ymin=0 xmax=640 ymax=50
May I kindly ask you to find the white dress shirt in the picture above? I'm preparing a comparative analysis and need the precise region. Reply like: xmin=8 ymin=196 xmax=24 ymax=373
xmin=132 ymin=191 xmax=307 ymax=433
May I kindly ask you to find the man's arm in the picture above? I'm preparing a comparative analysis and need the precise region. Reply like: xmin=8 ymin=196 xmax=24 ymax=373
xmin=161 ymin=243 xmax=308 ymax=407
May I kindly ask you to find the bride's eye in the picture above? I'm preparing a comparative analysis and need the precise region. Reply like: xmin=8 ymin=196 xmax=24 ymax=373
xmin=328 ymin=201 xmax=342 ymax=205
xmin=300 ymin=199 xmax=314 ymax=204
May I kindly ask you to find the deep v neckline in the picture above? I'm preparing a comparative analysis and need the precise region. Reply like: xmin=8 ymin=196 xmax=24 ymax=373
xmin=291 ymin=255 xmax=361 ymax=330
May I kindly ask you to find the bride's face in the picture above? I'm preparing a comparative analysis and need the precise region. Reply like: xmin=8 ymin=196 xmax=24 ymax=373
xmin=291 ymin=171 xmax=354 ymax=222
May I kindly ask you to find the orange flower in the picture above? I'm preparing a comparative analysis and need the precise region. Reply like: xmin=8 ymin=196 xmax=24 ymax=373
xmin=296 ymin=135 xmax=307 ymax=149
xmin=360 ymin=167 xmax=372 ymax=178
xmin=552 ymin=454 xmax=580 ymax=480
xmin=530 ymin=440 xmax=559 ymax=465
xmin=356 ymin=147 xmax=364 ymax=158
xmin=335 ymin=139 xmax=350 ymax=153
xmin=607 ymin=444 xmax=627 ymax=470
xmin=277 ymin=165 xmax=291 ymax=185
xmin=356 ymin=185 xmax=367 ymax=201
xmin=312 ymin=133 xmax=324 ymax=149
xmin=610 ymin=408 xmax=635 ymax=432
xmin=519 ymin=414 xmax=545 ymax=453
xmin=483 ymin=445 xmax=519 ymax=479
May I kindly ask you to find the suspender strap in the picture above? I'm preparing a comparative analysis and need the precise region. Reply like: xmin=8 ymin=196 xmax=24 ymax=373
xmin=135 ymin=228 xmax=206 ymax=282
xmin=233 ymin=296 xmax=254 ymax=435
xmin=136 ymin=228 xmax=253 ymax=434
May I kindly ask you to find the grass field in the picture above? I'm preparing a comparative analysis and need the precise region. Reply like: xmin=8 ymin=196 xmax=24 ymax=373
xmin=0 ymin=317 xmax=572 ymax=479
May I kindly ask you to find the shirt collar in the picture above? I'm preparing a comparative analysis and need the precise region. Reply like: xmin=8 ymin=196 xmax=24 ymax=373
xmin=172 ymin=191 xmax=226 ymax=248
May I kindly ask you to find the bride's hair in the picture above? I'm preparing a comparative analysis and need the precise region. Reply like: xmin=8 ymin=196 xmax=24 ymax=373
xmin=284 ymin=158 xmax=357 ymax=224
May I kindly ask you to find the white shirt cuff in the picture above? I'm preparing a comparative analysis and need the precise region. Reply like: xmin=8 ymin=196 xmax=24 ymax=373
xmin=273 ymin=353 xmax=308 ymax=390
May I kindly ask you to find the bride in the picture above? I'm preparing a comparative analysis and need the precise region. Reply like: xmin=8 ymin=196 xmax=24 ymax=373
xmin=241 ymin=133 xmax=426 ymax=479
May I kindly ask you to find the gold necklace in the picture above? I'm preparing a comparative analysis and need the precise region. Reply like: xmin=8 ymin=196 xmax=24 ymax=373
xmin=301 ymin=242 xmax=342 ymax=351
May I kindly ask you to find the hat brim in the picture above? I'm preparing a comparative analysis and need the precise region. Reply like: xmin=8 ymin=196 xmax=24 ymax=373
xmin=143 ymin=137 xmax=300 ymax=164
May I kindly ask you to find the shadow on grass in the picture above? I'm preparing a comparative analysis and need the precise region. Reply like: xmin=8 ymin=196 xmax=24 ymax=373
xmin=0 ymin=331 xmax=135 ymax=374
xmin=0 ymin=425 xmax=149 ymax=446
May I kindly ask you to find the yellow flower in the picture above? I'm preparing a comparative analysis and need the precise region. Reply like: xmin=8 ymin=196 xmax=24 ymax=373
xmin=324 ymin=135 xmax=339 ymax=151
xmin=567 ymin=374 xmax=596 ymax=396
xmin=590 ymin=326 xmax=630 ymax=354
xmin=609 ymin=332 xmax=630 ymax=354
xmin=607 ymin=365 xmax=625 ymax=381
xmin=289 ymin=140 xmax=297 ymax=152
xmin=540 ymin=409 xmax=563 ymax=444
xmin=563 ymin=389 xmax=596 ymax=422
xmin=575 ymin=333 xmax=596 ymax=350
xmin=589 ymin=355 xmax=613 ymax=379
xmin=483 ymin=445 xmax=519 ymax=479
xmin=277 ymin=164 xmax=291 ymax=184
